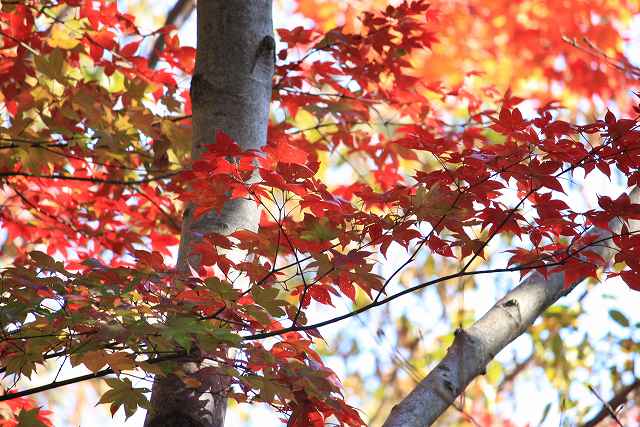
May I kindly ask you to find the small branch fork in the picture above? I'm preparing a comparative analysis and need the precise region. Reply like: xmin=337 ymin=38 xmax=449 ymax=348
xmin=581 ymin=379 xmax=640 ymax=427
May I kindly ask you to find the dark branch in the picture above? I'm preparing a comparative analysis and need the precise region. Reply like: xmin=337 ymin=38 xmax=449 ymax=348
xmin=0 ymin=353 xmax=185 ymax=402
xmin=0 ymin=171 xmax=180 ymax=186
xmin=581 ymin=379 xmax=640 ymax=427
xmin=496 ymin=353 xmax=534 ymax=394
xmin=0 ymin=369 xmax=113 ymax=401
xmin=0 ymin=232 xmax=636 ymax=403
xmin=244 ymin=229 xmax=638 ymax=341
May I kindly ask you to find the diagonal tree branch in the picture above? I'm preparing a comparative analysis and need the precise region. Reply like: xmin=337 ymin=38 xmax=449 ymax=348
xmin=243 ymin=230 xmax=639 ymax=341
xmin=382 ymin=188 xmax=640 ymax=427
xmin=496 ymin=352 xmax=534 ymax=394
xmin=0 ymin=352 xmax=185 ymax=402
xmin=581 ymin=379 xmax=640 ymax=427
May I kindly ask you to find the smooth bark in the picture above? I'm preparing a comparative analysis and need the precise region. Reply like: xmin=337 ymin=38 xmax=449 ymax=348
xmin=144 ymin=2 xmax=274 ymax=427
xmin=382 ymin=190 xmax=639 ymax=427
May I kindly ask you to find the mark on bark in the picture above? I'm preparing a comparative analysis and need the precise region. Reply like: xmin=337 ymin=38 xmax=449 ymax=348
xmin=251 ymin=35 xmax=276 ymax=72
xmin=190 ymin=73 xmax=214 ymax=105
xmin=443 ymin=379 xmax=456 ymax=394
xmin=501 ymin=298 xmax=522 ymax=325
xmin=502 ymin=298 xmax=519 ymax=308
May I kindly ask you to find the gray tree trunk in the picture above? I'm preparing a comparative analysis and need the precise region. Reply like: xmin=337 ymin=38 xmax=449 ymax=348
xmin=144 ymin=2 xmax=274 ymax=426
xmin=382 ymin=189 xmax=639 ymax=427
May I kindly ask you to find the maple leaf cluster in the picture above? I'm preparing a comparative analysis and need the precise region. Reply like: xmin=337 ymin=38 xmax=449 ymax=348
xmin=0 ymin=1 xmax=639 ymax=426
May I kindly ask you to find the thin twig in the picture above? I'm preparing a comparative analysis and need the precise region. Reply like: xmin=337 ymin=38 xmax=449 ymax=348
xmin=581 ymin=379 xmax=640 ymax=427
xmin=148 ymin=0 xmax=195 ymax=68
xmin=0 ymin=171 xmax=179 ymax=185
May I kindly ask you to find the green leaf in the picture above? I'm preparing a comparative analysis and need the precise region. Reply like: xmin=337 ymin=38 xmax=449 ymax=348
xmin=15 ymin=408 xmax=49 ymax=427
xmin=252 ymin=286 xmax=287 ymax=317
xmin=29 ymin=251 xmax=67 ymax=274
xmin=98 ymin=378 xmax=149 ymax=420
xmin=243 ymin=305 xmax=270 ymax=325
xmin=29 ymin=251 xmax=55 ymax=268
xmin=34 ymin=49 xmax=65 ymax=82
xmin=161 ymin=316 xmax=201 ymax=352
xmin=205 ymin=277 xmax=240 ymax=302
xmin=4 ymin=350 xmax=43 ymax=379
xmin=300 ymin=217 xmax=338 ymax=242
xmin=210 ymin=328 xmax=242 ymax=346
xmin=537 ymin=402 xmax=552 ymax=425
xmin=609 ymin=309 xmax=630 ymax=327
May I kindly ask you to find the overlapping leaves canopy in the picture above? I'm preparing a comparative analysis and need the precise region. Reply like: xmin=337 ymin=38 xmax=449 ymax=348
xmin=1 ymin=0 xmax=640 ymax=425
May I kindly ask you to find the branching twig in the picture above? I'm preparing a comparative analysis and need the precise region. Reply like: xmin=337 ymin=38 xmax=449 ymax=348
xmin=0 ymin=353 xmax=185 ymax=402
xmin=148 ymin=0 xmax=196 ymax=68
xmin=244 ymin=228 xmax=640 ymax=341
xmin=581 ymin=379 xmax=640 ymax=427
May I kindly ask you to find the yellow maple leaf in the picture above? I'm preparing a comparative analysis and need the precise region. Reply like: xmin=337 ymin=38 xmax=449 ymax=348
xmin=48 ymin=22 xmax=82 ymax=49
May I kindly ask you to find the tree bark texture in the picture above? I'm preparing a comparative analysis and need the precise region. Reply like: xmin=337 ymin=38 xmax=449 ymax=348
xmin=144 ymin=2 xmax=274 ymax=427
xmin=382 ymin=189 xmax=639 ymax=427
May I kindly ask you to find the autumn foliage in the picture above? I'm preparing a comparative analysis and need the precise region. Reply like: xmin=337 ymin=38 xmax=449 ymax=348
xmin=1 ymin=0 xmax=640 ymax=426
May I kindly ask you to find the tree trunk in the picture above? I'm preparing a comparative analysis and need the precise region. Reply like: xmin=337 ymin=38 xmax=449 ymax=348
xmin=382 ymin=190 xmax=639 ymax=427
xmin=144 ymin=2 xmax=274 ymax=427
